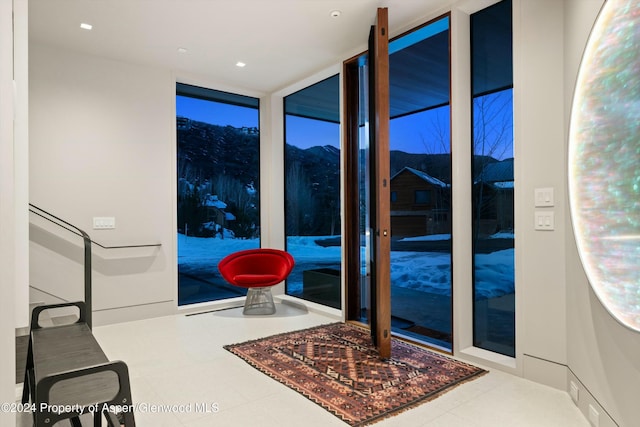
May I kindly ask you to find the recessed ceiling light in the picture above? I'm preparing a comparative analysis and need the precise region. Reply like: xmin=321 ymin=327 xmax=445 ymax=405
xmin=236 ymin=62 xmax=246 ymax=68
xmin=80 ymin=23 xmax=93 ymax=30
xmin=177 ymin=47 xmax=188 ymax=54
xmin=330 ymin=10 xmax=341 ymax=18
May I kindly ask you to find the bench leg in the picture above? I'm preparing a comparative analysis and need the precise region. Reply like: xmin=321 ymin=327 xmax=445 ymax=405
xmin=20 ymin=372 xmax=29 ymax=403
xmin=71 ymin=416 xmax=82 ymax=427
xmin=21 ymin=340 xmax=34 ymax=404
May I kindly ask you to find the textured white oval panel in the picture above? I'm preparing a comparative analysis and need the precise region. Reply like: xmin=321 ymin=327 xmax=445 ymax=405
xmin=569 ymin=0 xmax=640 ymax=331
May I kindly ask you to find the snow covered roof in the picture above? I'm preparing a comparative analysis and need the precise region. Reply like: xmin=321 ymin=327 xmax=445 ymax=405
xmin=476 ymin=159 xmax=513 ymax=183
xmin=392 ymin=166 xmax=448 ymax=188
xmin=492 ymin=181 xmax=514 ymax=189
xmin=202 ymin=194 xmax=227 ymax=209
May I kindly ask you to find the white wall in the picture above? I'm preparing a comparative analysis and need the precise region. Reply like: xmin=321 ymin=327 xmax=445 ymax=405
xmin=29 ymin=44 xmax=176 ymax=324
xmin=0 ymin=0 xmax=17 ymax=423
xmin=514 ymin=0 xmax=569 ymax=386
xmin=563 ymin=1 xmax=640 ymax=426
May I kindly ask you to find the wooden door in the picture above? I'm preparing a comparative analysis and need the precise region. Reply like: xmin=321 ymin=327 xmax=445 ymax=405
xmin=369 ymin=8 xmax=391 ymax=359
xmin=343 ymin=7 xmax=391 ymax=360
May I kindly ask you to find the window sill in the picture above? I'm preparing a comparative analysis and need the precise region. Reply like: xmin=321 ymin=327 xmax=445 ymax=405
xmin=459 ymin=345 xmax=518 ymax=372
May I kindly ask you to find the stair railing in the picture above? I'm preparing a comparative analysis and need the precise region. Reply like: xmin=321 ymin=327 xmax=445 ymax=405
xmin=29 ymin=204 xmax=163 ymax=328
xmin=29 ymin=203 xmax=94 ymax=328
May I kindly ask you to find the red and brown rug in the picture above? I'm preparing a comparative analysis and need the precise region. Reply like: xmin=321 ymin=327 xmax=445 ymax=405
xmin=224 ymin=322 xmax=487 ymax=426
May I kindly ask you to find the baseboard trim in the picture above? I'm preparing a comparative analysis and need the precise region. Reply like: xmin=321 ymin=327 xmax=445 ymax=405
xmin=275 ymin=294 xmax=342 ymax=320
xmin=491 ymin=354 xmax=619 ymax=426
xmin=522 ymin=353 xmax=567 ymax=390
xmin=91 ymin=300 xmax=175 ymax=326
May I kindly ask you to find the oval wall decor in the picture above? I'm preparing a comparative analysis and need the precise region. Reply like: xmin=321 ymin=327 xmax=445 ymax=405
xmin=569 ymin=0 xmax=640 ymax=332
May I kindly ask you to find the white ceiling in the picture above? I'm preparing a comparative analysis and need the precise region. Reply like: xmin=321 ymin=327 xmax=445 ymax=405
xmin=28 ymin=0 xmax=459 ymax=94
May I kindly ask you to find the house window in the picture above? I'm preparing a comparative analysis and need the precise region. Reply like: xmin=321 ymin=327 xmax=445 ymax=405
xmin=176 ymin=83 xmax=260 ymax=306
xmin=415 ymin=190 xmax=430 ymax=204
xmin=391 ymin=191 xmax=397 ymax=202
xmin=284 ymin=75 xmax=341 ymax=309
xmin=471 ymin=0 xmax=515 ymax=357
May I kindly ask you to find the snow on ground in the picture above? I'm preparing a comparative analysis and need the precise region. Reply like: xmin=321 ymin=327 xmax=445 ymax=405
xmin=178 ymin=234 xmax=514 ymax=299
xmin=177 ymin=233 xmax=258 ymax=266
xmin=389 ymin=250 xmax=453 ymax=295
xmin=474 ymin=249 xmax=516 ymax=297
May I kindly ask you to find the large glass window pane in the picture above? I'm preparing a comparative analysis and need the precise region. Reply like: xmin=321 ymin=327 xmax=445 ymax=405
xmin=387 ymin=17 xmax=452 ymax=350
xmin=284 ymin=75 xmax=342 ymax=309
xmin=176 ymin=83 xmax=260 ymax=306
xmin=471 ymin=0 xmax=515 ymax=356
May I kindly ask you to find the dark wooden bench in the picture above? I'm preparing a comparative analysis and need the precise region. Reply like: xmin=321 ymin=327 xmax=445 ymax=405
xmin=22 ymin=302 xmax=136 ymax=426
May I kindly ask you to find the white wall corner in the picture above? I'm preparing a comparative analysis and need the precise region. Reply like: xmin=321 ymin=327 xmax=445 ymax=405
xmin=259 ymin=93 xmax=285 ymax=254
xmin=13 ymin=0 xmax=29 ymax=329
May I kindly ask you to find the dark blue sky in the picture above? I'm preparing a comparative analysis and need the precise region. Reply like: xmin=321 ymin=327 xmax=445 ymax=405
xmin=177 ymin=96 xmax=259 ymax=128
xmin=285 ymin=116 xmax=339 ymax=149
xmin=176 ymin=95 xmax=449 ymax=153
xmin=177 ymin=90 xmax=513 ymax=159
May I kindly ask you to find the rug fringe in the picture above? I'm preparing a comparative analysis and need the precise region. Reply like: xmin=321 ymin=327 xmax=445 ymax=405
xmin=358 ymin=369 xmax=489 ymax=426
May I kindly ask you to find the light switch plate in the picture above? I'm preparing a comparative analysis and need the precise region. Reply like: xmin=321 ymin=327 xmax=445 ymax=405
xmin=534 ymin=187 xmax=554 ymax=207
xmin=534 ymin=211 xmax=554 ymax=230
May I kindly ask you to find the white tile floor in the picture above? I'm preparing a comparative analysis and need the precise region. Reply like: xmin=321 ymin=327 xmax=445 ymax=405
xmin=18 ymin=302 xmax=590 ymax=427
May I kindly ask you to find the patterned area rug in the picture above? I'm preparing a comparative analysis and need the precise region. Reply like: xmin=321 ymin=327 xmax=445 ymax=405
xmin=224 ymin=322 xmax=487 ymax=426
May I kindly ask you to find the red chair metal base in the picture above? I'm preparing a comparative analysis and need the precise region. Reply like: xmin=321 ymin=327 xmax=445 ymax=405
xmin=244 ymin=287 xmax=276 ymax=315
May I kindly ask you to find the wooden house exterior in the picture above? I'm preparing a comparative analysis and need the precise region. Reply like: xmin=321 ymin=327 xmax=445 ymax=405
xmin=390 ymin=167 xmax=450 ymax=237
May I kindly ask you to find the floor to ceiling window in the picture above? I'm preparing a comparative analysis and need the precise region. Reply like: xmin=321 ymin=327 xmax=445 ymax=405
xmin=283 ymin=75 xmax=342 ymax=309
xmin=176 ymin=83 xmax=260 ymax=306
xmin=471 ymin=0 xmax=515 ymax=357
xmin=388 ymin=17 xmax=452 ymax=349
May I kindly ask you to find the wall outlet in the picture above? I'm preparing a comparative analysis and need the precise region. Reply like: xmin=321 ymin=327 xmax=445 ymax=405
xmin=93 ymin=216 xmax=115 ymax=230
xmin=569 ymin=381 xmax=579 ymax=404
xmin=588 ymin=404 xmax=600 ymax=427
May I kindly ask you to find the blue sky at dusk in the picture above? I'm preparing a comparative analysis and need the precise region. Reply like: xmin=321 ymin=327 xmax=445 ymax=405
xmin=285 ymin=116 xmax=339 ymax=149
xmin=177 ymin=89 xmax=513 ymax=160
xmin=390 ymin=107 xmax=450 ymax=154
xmin=177 ymin=95 xmax=259 ymax=128
xmin=176 ymin=94 xmax=448 ymax=154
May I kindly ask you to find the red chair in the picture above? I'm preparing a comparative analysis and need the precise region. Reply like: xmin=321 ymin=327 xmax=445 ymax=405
xmin=218 ymin=248 xmax=295 ymax=315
